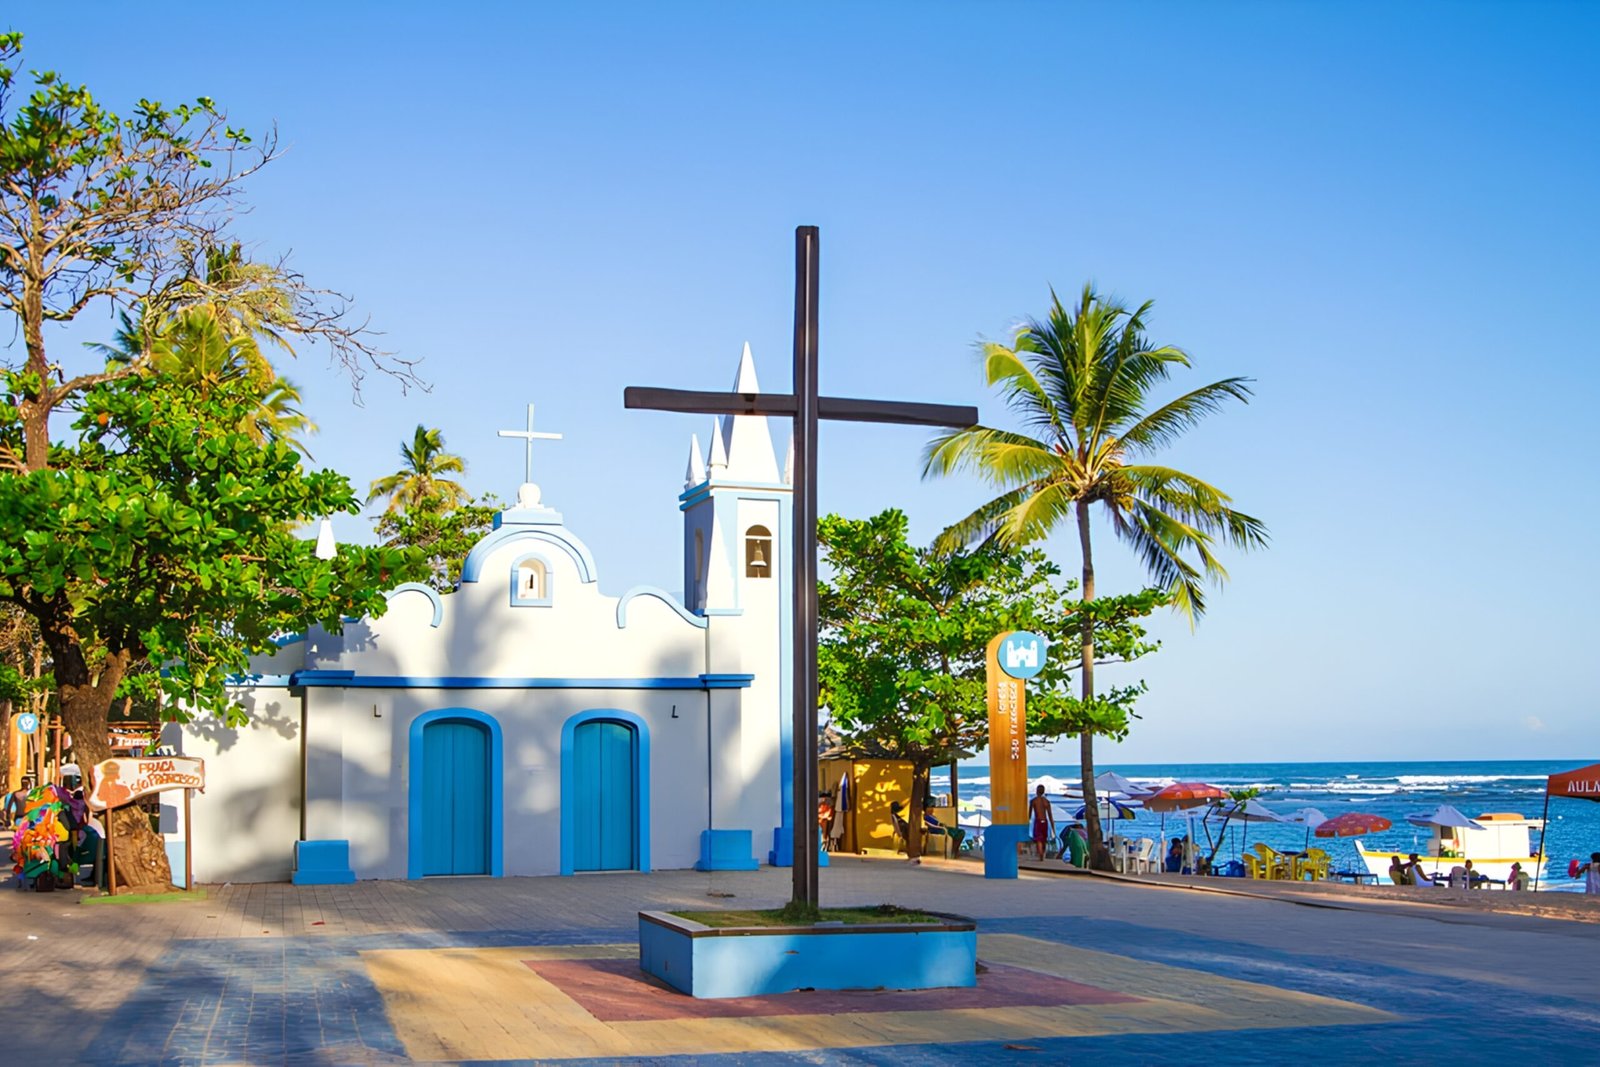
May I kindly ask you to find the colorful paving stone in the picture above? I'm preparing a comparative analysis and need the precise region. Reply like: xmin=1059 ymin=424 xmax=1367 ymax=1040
xmin=361 ymin=935 xmax=1395 ymax=1061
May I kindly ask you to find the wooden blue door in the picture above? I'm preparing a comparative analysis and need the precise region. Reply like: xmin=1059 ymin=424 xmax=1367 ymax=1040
xmin=572 ymin=720 xmax=637 ymax=871
xmin=420 ymin=719 xmax=490 ymax=875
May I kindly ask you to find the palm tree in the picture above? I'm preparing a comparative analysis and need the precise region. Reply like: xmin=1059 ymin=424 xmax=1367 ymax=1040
xmin=92 ymin=307 xmax=317 ymax=452
xmin=924 ymin=284 xmax=1267 ymax=864
xmin=367 ymin=425 xmax=470 ymax=514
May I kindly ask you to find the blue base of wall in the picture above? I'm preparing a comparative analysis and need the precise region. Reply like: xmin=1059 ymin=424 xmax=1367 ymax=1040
xmin=164 ymin=840 xmax=188 ymax=889
xmin=639 ymin=911 xmax=977 ymax=999
xmin=767 ymin=826 xmax=828 ymax=868
xmin=695 ymin=829 xmax=759 ymax=871
xmin=292 ymin=840 xmax=356 ymax=885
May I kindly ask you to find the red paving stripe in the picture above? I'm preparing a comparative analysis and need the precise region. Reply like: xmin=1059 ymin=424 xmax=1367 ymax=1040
xmin=524 ymin=957 xmax=1143 ymax=1023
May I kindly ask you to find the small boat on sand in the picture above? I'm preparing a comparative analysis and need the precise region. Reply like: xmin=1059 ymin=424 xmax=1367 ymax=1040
xmin=1356 ymin=811 xmax=1545 ymax=885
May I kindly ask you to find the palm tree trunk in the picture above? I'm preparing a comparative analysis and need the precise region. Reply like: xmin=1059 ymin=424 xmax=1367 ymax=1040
xmin=1076 ymin=499 xmax=1110 ymax=869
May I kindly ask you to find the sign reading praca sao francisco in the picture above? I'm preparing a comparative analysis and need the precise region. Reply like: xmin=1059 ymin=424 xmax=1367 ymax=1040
xmin=86 ymin=756 xmax=206 ymax=811
xmin=986 ymin=631 xmax=1048 ymax=824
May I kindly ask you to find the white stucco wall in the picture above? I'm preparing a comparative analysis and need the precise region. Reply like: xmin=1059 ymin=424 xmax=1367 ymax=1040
xmin=174 ymin=684 xmax=302 ymax=884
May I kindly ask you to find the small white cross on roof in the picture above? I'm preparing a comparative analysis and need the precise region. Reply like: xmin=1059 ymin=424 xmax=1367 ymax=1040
xmin=497 ymin=404 xmax=562 ymax=486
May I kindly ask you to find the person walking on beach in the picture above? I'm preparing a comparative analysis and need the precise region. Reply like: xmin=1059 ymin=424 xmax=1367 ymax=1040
xmin=1580 ymin=852 xmax=1600 ymax=895
xmin=1029 ymin=785 xmax=1055 ymax=862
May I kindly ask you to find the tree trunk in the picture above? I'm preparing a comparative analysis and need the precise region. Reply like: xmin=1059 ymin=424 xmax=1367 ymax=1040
xmin=53 ymin=647 xmax=174 ymax=892
xmin=907 ymin=764 xmax=928 ymax=861
xmin=1076 ymin=500 xmax=1111 ymax=870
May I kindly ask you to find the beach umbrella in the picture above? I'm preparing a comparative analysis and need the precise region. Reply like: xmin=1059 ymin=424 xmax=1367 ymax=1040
xmin=1405 ymin=805 xmax=1481 ymax=862
xmin=1095 ymin=771 xmax=1154 ymax=798
xmin=967 ymin=794 xmax=991 ymax=811
xmin=1076 ymin=798 xmax=1139 ymax=821
xmin=1282 ymin=807 xmax=1329 ymax=849
xmin=1314 ymin=812 xmax=1392 ymax=838
xmin=1405 ymin=804 xmax=1482 ymax=830
xmin=1211 ymin=798 xmax=1284 ymax=859
xmin=1075 ymin=797 xmax=1139 ymax=839
xmin=1143 ymin=782 xmax=1228 ymax=811
xmin=1030 ymin=774 xmax=1073 ymax=795
xmin=1143 ymin=783 xmax=1226 ymax=869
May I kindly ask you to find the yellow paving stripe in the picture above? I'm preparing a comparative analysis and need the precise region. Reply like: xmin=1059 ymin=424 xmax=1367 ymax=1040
xmin=362 ymin=936 xmax=1400 ymax=1062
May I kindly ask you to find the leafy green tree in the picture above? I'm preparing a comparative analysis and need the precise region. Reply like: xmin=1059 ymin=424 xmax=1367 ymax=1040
xmin=368 ymin=425 xmax=471 ymax=515
xmin=925 ymin=285 xmax=1267 ymax=861
xmin=0 ymin=30 xmax=411 ymax=474
xmin=374 ymin=495 xmax=503 ymax=593
xmin=818 ymin=509 xmax=1161 ymax=859
xmin=0 ymin=369 xmax=421 ymax=888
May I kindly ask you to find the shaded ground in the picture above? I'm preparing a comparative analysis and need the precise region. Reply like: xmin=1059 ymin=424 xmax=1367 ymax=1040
xmin=2 ymin=856 xmax=1597 ymax=1063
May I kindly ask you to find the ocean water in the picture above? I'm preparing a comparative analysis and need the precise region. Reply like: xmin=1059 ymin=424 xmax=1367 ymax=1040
xmin=935 ymin=759 xmax=1600 ymax=891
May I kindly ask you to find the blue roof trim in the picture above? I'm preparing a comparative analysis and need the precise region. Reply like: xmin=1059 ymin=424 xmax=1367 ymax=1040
xmin=616 ymin=585 xmax=708 ymax=630
xmin=460 ymin=526 xmax=597 ymax=585
xmin=284 ymin=672 xmax=754 ymax=690
xmin=384 ymin=583 xmax=445 ymax=628
xmin=228 ymin=673 xmax=296 ymax=687
xmin=271 ymin=632 xmax=307 ymax=648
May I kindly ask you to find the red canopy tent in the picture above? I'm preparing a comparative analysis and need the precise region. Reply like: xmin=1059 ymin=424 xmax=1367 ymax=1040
xmin=1534 ymin=762 xmax=1600 ymax=890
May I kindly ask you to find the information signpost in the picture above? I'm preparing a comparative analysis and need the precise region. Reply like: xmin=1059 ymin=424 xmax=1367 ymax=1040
xmin=984 ymin=631 xmax=1047 ymax=879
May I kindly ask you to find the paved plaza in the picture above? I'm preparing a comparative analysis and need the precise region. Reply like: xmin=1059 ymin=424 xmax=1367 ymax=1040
xmin=3 ymin=857 xmax=1598 ymax=1064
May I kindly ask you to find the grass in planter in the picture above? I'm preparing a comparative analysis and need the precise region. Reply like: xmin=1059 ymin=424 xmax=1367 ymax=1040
xmin=673 ymin=902 xmax=941 ymax=927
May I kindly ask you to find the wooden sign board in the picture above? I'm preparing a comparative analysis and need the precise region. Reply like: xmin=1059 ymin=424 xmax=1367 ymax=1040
xmin=86 ymin=756 xmax=205 ymax=811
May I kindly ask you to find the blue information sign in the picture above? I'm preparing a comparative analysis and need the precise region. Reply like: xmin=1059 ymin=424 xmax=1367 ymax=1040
xmin=997 ymin=631 xmax=1047 ymax=680
xmin=15 ymin=711 xmax=40 ymax=735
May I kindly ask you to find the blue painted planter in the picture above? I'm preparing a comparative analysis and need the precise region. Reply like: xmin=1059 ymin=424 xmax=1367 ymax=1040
xmin=638 ymin=910 xmax=977 ymax=999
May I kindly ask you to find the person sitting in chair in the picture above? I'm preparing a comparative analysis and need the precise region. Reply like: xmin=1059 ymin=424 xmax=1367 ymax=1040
xmin=1388 ymin=855 xmax=1411 ymax=886
xmin=923 ymin=810 xmax=963 ymax=855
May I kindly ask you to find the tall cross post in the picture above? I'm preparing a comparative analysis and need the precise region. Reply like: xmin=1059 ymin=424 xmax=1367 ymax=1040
xmin=624 ymin=226 xmax=978 ymax=908
xmin=498 ymin=404 xmax=563 ymax=485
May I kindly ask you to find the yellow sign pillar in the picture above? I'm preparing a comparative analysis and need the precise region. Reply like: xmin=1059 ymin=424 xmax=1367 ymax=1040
xmin=985 ymin=633 xmax=1030 ymax=825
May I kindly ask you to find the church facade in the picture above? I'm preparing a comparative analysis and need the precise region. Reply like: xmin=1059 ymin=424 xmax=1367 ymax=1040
xmin=174 ymin=346 xmax=796 ymax=884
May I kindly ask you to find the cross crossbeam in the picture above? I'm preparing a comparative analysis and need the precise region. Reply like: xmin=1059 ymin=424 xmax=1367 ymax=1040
xmin=498 ymin=403 xmax=562 ymax=485
xmin=623 ymin=387 xmax=975 ymax=428
xmin=624 ymin=227 xmax=976 ymax=908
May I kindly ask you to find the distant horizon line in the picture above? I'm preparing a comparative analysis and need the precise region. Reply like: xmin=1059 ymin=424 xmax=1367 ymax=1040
xmin=945 ymin=756 xmax=1592 ymax=768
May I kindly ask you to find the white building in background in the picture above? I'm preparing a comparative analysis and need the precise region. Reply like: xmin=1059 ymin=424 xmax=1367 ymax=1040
xmin=170 ymin=345 xmax=799 ymax=884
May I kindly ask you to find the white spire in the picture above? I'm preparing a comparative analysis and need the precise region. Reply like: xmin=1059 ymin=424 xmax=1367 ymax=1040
xmin=782 ymin=434 xmax=794 ymax=486
xmin=684 ymin=433 xmax=707 ymax=489
xmin=732 ymin=340 xmax=760 ymax=393
xmin=707 ymin=416 xmax=728 ymax=471
xmin=720 ymin=343 xmax=780 ymax=482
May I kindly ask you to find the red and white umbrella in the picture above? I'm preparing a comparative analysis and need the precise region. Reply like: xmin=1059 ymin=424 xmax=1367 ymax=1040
xmin=1314 ymin=812 xmax=1392 ymax=838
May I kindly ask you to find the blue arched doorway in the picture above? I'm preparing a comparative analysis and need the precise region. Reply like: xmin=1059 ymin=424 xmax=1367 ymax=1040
xmin=561 ymin=710 xmax=650 ymax=874
xmin=408 ymin=709 xmax=504 ymax=879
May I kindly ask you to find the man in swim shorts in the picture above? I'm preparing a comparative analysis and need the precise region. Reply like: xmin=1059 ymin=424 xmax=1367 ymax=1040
xmin=1029 ymin=784 xmax=1054 ymax=861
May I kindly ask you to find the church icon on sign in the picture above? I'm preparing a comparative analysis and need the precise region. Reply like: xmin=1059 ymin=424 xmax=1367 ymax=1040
xmin=998 ymin=631 xmax=1046 ymax=680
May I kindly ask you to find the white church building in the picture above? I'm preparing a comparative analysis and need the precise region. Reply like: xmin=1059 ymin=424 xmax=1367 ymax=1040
xmin=172 ymin=345 xmax=801 ymax=884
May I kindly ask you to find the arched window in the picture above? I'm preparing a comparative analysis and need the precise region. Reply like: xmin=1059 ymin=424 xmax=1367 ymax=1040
xmin=693 ymin=530 xmax=705 ymax=606
xmin=510 ymin=554 xmax=553 ymax=607
xmin=744 ymin=525 xmax=772 ymax=579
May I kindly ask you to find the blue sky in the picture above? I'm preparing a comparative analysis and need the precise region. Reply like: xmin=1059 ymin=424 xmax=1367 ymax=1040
xmin=14 ymin=3 xmax=1599 ymax=762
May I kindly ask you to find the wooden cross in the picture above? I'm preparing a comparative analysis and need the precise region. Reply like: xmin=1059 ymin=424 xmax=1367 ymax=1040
xmin=625 ymin=227 xmax=977 ymax=907
xmin=497 ymin=404 xmax=563 ymax=485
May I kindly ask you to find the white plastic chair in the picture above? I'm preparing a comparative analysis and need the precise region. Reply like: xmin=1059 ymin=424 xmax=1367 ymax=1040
xmin=1132 ymin=837 xmax=1156 ymax=874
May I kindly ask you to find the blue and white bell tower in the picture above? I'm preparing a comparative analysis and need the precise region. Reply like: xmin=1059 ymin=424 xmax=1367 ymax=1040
xmin=679 ymin=343 xmax=796 ymax=865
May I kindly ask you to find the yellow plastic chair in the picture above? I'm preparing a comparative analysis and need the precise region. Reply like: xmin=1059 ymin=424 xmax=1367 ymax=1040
xmin=1297 ymin=848 xmax=1330 ymax=881
xmin=1243 ymin=853 xmax=1267 ymax=879
xmin=1253 ymin=843 xmax=1287 ymax=880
